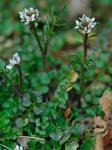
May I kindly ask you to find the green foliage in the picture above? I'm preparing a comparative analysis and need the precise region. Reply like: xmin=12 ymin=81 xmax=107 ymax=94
xmin=0 ymin=0 xmax=112 ymax=149
xmin=80 ymin=136 xmax=94 ymax=150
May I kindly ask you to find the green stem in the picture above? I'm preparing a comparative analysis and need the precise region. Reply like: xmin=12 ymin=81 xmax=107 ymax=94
xmin=83 ymin=33 xmax=88 ymax=61
xmin=17 ymin=136 xmax=45 ymax=141
xmin=30 ymin=23 xmax=44 ymax=54
xmin=30 ymin=23 xmax=50 ymax=102
xmin=43 ymin=40 xmax=49 ymax=70
xmin=16 ymin=65 xmax=23 ymax=96
xmin=42 ymin=52 xmax=46 ymax=71
xmin=30 ymin=23 xmax=47 ymax=70
xmin=0 ymin=143 xmax=12 ymax=150
xmin=79 ymin=33 xmax=88 ymax=107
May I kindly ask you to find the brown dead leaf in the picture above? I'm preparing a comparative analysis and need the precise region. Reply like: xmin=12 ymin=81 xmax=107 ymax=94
xmin=3 ymin=40 xmax=13 ymax=49
xmin=94 ymin=133 xmax=104 ymax=150
xmin=93 ymin=116 xmax=112 ymax=150
xmin=94 ymin=116 xmax=107 ymax=134
xmin=103 ymin=127 xmax=112 ymax=150
xmin=64 ymin=106 xmax=72 ymax=119
xmin=99 ymin=91 xmax=112 ymax=120
xmin=93 ymin=116 xmax=107 ymax=150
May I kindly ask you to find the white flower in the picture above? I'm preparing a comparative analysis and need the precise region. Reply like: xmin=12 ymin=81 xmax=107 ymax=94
xmin=19 ymin=7 xmax=39 ymax=25
xmin=6 ymin=53 xmax=20 ymax=70
xmin=13 ymin=53 xmax=20 ymax=64
xmin=75 ymin=14 xmax=96 ymax=34
xmin=14 ymin=144 xmax=23 ymax=150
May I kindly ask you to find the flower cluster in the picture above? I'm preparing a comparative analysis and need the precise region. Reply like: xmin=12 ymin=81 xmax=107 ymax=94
xmin=75 ymin=14 xmax=96 ymax=34
xmin=19 ymin=8 xmax=39 ymax=25
xmin=6 ymin=53 xmax=20 ymax=70
xmin=14 ymin=144 xmax=23 ymax=150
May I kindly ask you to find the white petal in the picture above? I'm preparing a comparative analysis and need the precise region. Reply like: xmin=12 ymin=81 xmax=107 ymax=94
xmin=87 ymin=29 xmax=91 ymax=33
xmin=75 ymin=26 xmax=79 ymax=29
xmin=29 ymin=7 xmax=34 ymax=12
xmin=80 ymin=14 xmax=86 ymax=21
xmin=35 ymin=9 xmax=39 ymax=16
xmin=9 ymin=59 xmax=16 ymax=65
xmin=26 ymin=15 xmax=30 ymax=20
xmin=13 ymin=53 xmax=20 ymax=64
xmin=25 ymin=8 xmax=29 ymax=14
xmin=83 ymin=27 xmax=88 ymax=34
xmin=31 ymin=14 xmax=35 ymax=21
xmin=88 ymin=22 xmax=93 ymax=28
xmin=91 ymin=17 xmax=95 ymax=22
xmin=82 ymin=14 xmax=86 ymax=19
xmin=6 ymin=64 xmax=13 ymax=70
xmin=14 ymin=145 xmax=20 ymax=150
xmin=91 ymin=24 xmax=95 ymax=29
xmin=25 ymin=21 xmax=29 ymax=25
xmin=21 ymin=20 xmax=24 ymax=22
xmin=19 ymin=12 xmax=22 ymax=17
xmin=76 ymin=20 xmax=80 ymax=25
xmin=13 ymin=53 xmax=18 ymax=57
xmin=20 ymin=146 xmax=23 ymax=150
xmin=86 ymin=17 xmax=90 ymax=22
xmin=84 ymin=27 xmax=87 ymax=31
xmin=91 ymin=22 xmax=96 ymax=28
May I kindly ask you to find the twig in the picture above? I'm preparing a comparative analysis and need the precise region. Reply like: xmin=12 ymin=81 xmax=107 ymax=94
xmin=17 ymin=136 xmax=45 ymax=141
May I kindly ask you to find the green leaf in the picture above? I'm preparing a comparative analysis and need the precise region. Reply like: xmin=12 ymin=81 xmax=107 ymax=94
xmin=60 ymin=132 xmax=70 ymax=145
xmin=37 ymin=72 xmax=50 ymax=84
xmin=33 ymin=107 xmax=43 ymax=115
xmin=36 ymin=118 xmax=41 ymax=127
xmin=65 ymin=141 xmax=79 ymax=150
xmin=37 ymin=85 xmax=49 ymax=94
xmin=15 ymin=118 xmax=24 ymax=128
xmin=39 ymin=130 xmax=46 ymax=136
xmin=0 ymin=59 xmax=5 ymax=72
xmin=80 ymin=137 xmax=94 ymax=150
xmin=22 ymin=94 xmax=31 ymax=107
xmin=36 ymin=95 xmax=42 ymax=103
xmin=49 ymin=131 xmax=63 ymax=141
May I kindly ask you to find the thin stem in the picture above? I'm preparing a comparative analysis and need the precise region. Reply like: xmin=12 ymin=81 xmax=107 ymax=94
xmin=44 ymin=40 xmax=49 ymax=54
xmin=83 ymin=33 xmax=88 ymax=61
xmin=0 ymin=143 xmax=12 ymax=150
xmin=30 ymin=23 xmax=47 ymax=70
xmin=17 ymin=136 xmax=45 ymax=141
xmin=43 ymin=40 xmax=49 ymax=69
xmin=16 ymin=65 xmax=23 ymax=96
xmin=30 ymin=23 xmax=50 ymax=102
xmin=42 ymin=53 xmax=46 ymax=70
xmin=30 ymin=23 xmax=44 ymax=54
xmin=79 ymin=33 xmax=88 ymax=107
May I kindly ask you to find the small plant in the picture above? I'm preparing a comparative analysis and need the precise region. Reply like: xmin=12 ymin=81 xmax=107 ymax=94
xmin=19 ymin=7 xmax=62 ymax=71
xmin=69 ymin=14 xmax=97 ymax=106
